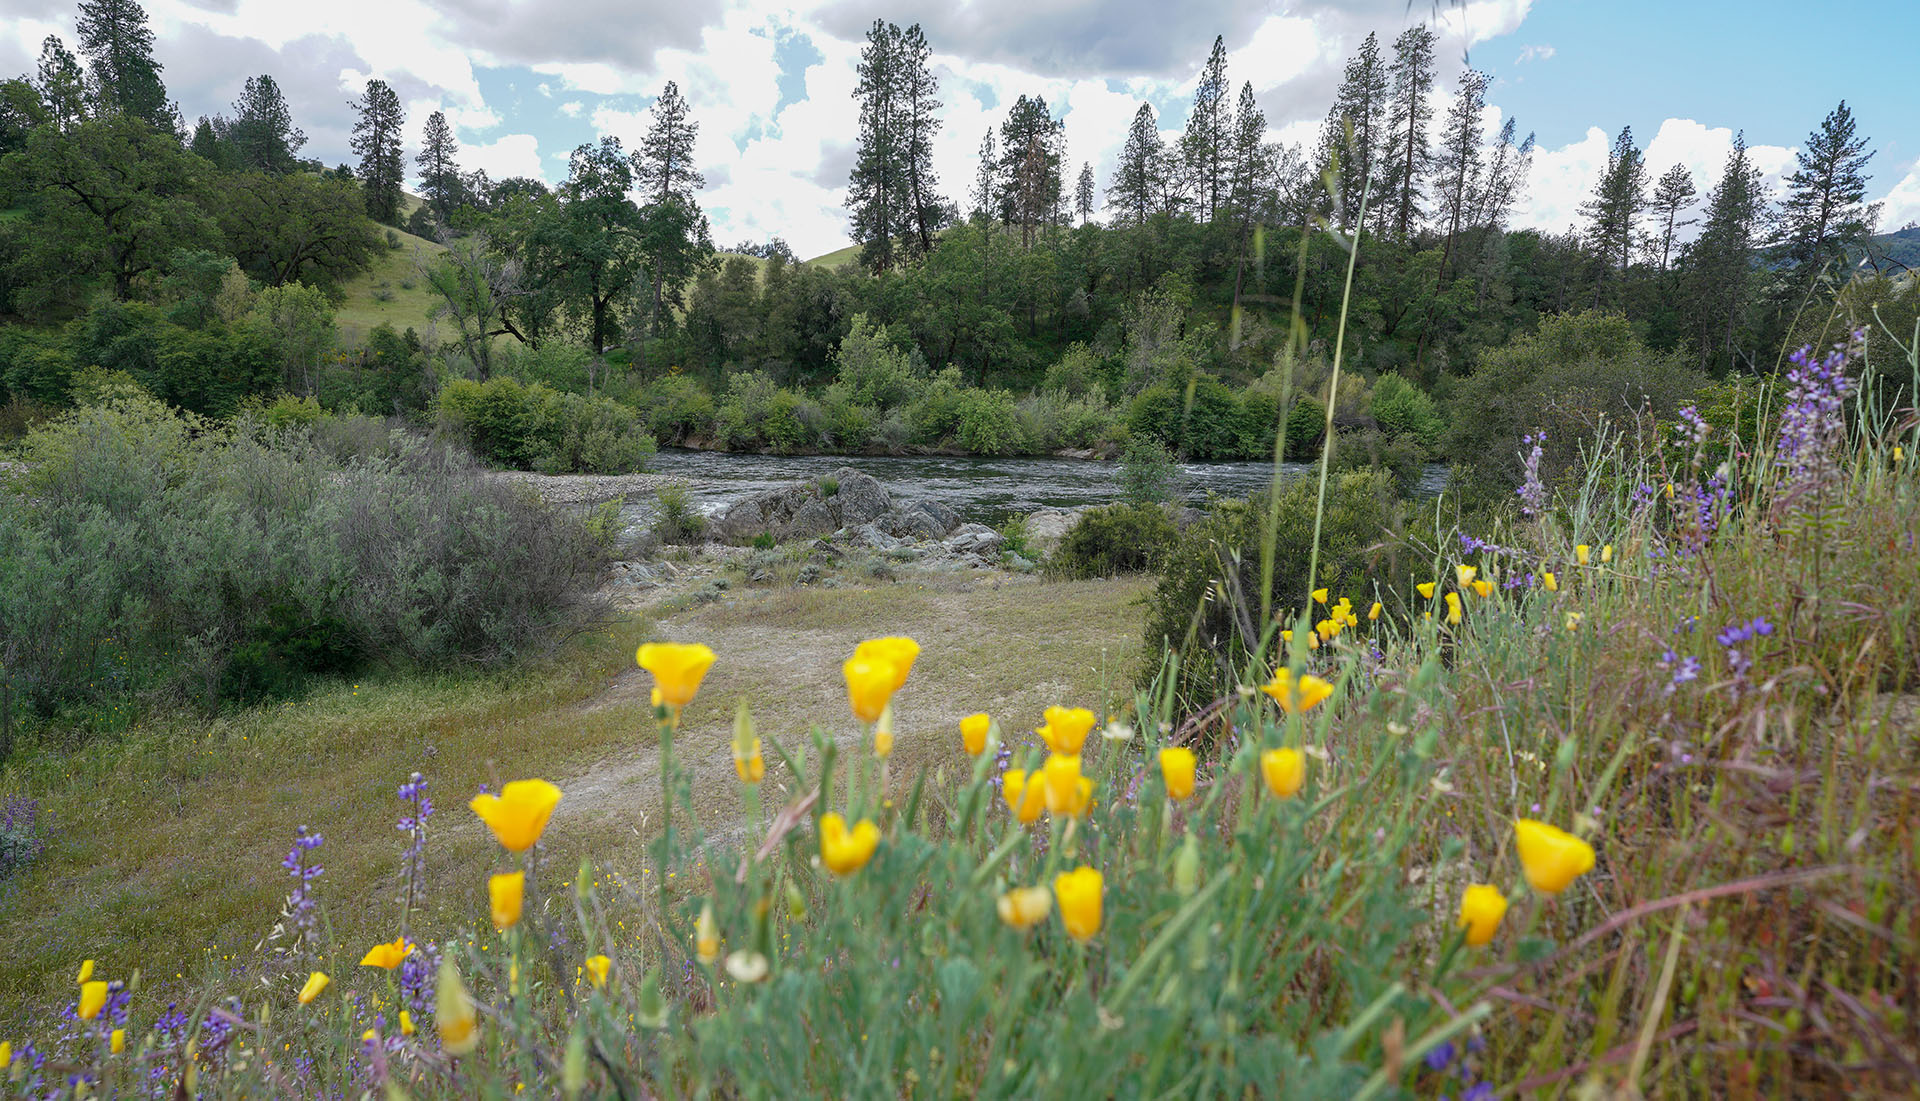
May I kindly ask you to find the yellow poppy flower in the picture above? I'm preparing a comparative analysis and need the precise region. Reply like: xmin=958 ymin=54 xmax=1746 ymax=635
xmin=1040 ymin=753 xmax=1095 ymax=818
xmin=1600 ymin=544 xmax=1614 ymax=564
xmin=111 ymin=1029 xmax=125 ymax=1055
xmin=696 ymin=902 xmax=720 ymax=964
xmin=873 ymin=706 xmax=894 ymax=758
xmin=1575 ymin=544 xmax=1591 ymax=566
xmin=1542 ymin=571 xmax=1558 ymax=592
xmin=843 ymin=656 xmax=898 ymax=723
xmin=1662 ymin=482 xmax=1675 ymax=500
xmin=1260 ymin=668 xmax=1333 ymax=713
xmin=1445 ymin=592 xmax=1463 ymax=625
xmin=79 ymin=981 xmax=108 ymax=1021
xmin=960 ymin=713 xmax=992 ymax=756
xmin=1053 ymin=865 xmax=1104 ymax=941
xmin=359 ymin=938 xmax=413 ymax=970
xmin=635 ymin=642 xmax=716 ymax=708
xmin=1368 ymin=601 xmax=1382 ymax=621
xmin=298 ymin=971 xmax=330 ymax=1005
xmin=399 ymin=1010 xmax=415 ymax=1036
xmin=1281 ymin=629 xmax=1293 ymax=642
xmin=1037 ymin=705 xmax=1096 ymax=755
xmin=1565 ymin=611 xmax=1584 ymax=632
xmin=819 ymin=813 xmax=881 ymax=875
xmin=1417 ymin=582 xmax=1437 ymax=599
xmin=1002 ymin=770 xmax=1045 ymax=824
xmin=469 ymin=779 xmax=563 ymax=854
xmin=733 ymin=739 xmax=766 ymax=783
xmin=1457 ymin=884 xmax=1508 ymax=946
xmin=1513 ymin=819 xmax=1596 ymax=895
xmin=1312 ymin=587 xmax=1329 ymax=605
xmin=0 ymin=1041 xmax=10 ymax=1070
xmin=997 ymin=886 xmax=1053 ymax=930
xmin=77 ymin=959 xmax=94 ymax=984
xmin=1895 ymin=445 xmax=1905 ymax=462
xmin=584 ymin=954 xmax=611 ymax=989
xmin=1159 ymin=746 xmax=1196 ymax=801
xmin=853 ymin=636 xmax=921 ymax=693
xmin=490 ymin=871 xmax=525 ymax=931
xmin=437 ymin=958 xmax=479 ymax=1055
xmin=1456 ymin=564 xmax=1477 ymax=587
xmin=1471 ymin=579 xmax=1494 ymax=599
xmin=1261 ymin=748 xmax=1306 ymax=798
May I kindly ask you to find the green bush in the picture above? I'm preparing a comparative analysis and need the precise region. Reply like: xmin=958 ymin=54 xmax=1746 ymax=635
xmin=1142 ymin=469 xmax=1404 ymax=715
xmin=833 ymin=313 xmax=924 ymax=409
xmin=654 ymin=484 xmax=706 ymax=544
xmin=1285 ymin=396 xmax=1326 ymax=457
xmin=1119 ymin=435 xmax=1183 ymax=505
xmin=438 ymin=377 xmax=653 ymax=473
xmin=954 ymin=387 xmax=1024 ymax=454
xmin=533 ymin=391 xmax=656 ymax=475
xmin=637 ymin=374 xmax=717 ymax=444
xmin=1047 ymin=503 xmax=1179 ymax=579
xmin=1368 ymin=373 xmax=1445 ymax=453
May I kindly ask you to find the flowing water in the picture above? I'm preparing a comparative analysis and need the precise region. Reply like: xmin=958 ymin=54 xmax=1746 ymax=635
xmin=628 ymin=450 xmax=1447 ymax=528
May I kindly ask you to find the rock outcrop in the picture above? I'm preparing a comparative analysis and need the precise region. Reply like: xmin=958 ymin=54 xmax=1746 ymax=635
xmin=712 ymin=468 xmax=893 ymax=543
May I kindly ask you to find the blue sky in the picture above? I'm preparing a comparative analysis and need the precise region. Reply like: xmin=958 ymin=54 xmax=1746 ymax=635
xmin=3 ymin=0 xmax=1916 ymax=255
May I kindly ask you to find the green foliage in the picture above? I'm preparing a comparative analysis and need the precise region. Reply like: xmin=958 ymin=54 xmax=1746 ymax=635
xmin=437 ymin=376 xmax=655 ymax=473
xmin=1119 ymin=434 xmax=1183 ymax=505
xmin=1143 ymin=469 xmax=1403 ymax=712
xmin=1041 ymin=342 xmax=1110 ymax=397
xmin=1285 ymin=396 xmax=1326 ymax=457
xmin=953 ymin=387 xmax=1024 ymax=454
xmin=654 ymin=484 xmax=707 ymax=544
xmin=636 ymin=373 xmax=717 ymax=444
xmin=1047 ymin=502 xmax=1178 ymax=579
xmin=1367 ymin=373 xmax=1444 ymax=453
xmin=833 ymin=313 xmax=924 ymax=409
xmin=714 ymin=370 xmax=806 ymax=452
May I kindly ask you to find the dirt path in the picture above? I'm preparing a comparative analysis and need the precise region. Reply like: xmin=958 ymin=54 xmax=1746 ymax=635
xmin=550 ymin=571 xmax=1151 ymax=849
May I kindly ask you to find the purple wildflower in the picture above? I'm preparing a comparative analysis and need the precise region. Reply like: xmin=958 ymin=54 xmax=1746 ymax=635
xmin=0 ymin=794 xmax=46 ymax=878
xmin=1659 ymin=650 xmax=1701 ymax=695
xmin=279 ymin=826 xmax=325 ymax=965
xmin=1776 ymin=332 xmax=1861 ymax=502
xmin=397 ymin=771 xmax=432 ymax=924
xmin=1517 ymin=431 xmax=1547 ymax=517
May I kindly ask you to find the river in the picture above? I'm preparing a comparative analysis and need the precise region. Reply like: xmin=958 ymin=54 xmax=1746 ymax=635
xmin=631 ymin=450 xmax=1447 ymax=527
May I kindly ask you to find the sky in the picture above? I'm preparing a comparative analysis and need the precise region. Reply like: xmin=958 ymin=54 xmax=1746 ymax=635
xmin=4 ymin=0 xmax=1917 ymax=258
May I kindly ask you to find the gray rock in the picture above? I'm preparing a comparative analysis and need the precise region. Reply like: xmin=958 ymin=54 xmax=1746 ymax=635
xmin=713 ymin=497 xmax=766 ymax=542
xmin=1020 ymin=507 xmax=1085 ymax=555
xmin=791 ymin=494 xmax=838 ymax=538
xmin=944 ymin=523 xmax=1005 ymax=558
xmin=831 ymin=468 xmax=891 ymax=525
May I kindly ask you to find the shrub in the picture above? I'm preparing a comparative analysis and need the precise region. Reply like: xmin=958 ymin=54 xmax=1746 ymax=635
xmin=654 ymin=484 xmax=707 ymax=544
xmin=1142 ymin=468 xmax=1404 ymax=713
xmin=954 ymin=387 xmax=1024 ymax=454
xmin=1042 ymin=342 xmax=1110 ymax=397
xmin=533 ymin=392 xmax=656 ymax=475
xmin=833 ymin=313 xmax=924 ymax=409
xmin=0 ymin=796 xmax=46 ymax=881
xmin=1119 ymin=435 xmax=1184 ymax=505
xmin=438 ymin=377 xmax=653 ymax=473
xmin=637 ymin=374 xmax=717 ymax=444
xmin=1285 ymin=396 xmax=1326 ymax=457
xmin=1368 ymin=373 xmax=1445 ymax=453
xmin=1047 ymin=503 xmax=1178 ymax=579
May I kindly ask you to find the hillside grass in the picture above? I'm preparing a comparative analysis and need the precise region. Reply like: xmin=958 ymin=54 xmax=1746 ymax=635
xmin=331 ymin=225 xmax=447 ymax=343
xmin=804 ymin=241 xmax=861 ymax=269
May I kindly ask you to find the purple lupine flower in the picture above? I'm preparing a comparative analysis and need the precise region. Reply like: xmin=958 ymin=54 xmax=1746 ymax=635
xmin=1776 ymin=332 xmax=1861 ymax=502
xmin=1716 ymin=617 xmax=1773 ymax=690
xmin=281 ymin=826 xmax=325 ymax=963
xmin=1659 ymin=650 xmax=1701 ymax=695
xmin=399 ymin=939 xmax=441 ymax=1020
xmin=1516 ymin=432 xmax=1547 ymax=517
xmin=397 ymin=771 xmax=432 ymax=922
xmin=1425 ymin=1041 xmax=1457 ymax=1071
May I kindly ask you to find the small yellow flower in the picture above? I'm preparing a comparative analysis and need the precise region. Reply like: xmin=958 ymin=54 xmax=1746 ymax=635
xmin=437 ymin=958 xmax=479 ymax=1055
xmin=1041 ymin=753 xmax=1095 ymax=818
xmin=1445 ymin=591 xmax=1463 ymax=625
xmin=1037 ymin=705 xmax=1096 ymax=755
xmin=1261 ymin=748 xmax=1306 ymax=798
xmin=1260 ymin=668 xmax=1333 ymax=713
xmin=1513 ymin=819 xmax=1596 ymax=895
xmin=873 ymin=706 xmax=894 ymax=758
xmin=853 ymin=636 xmax=920 ymax=693
xmin=635 ymin=642 xmax=716 ymax=708
xmin=696 ymin=902 xmax=720 ymax=964
xmin=733 ymin=739 xmax=766 ymax=783
xmin=819 ymin=813 xmax=881 ymax=875
xmin=1575 ymin=544 xmax=1591 ymax=566
xmin=359 ymin=938 xmax=413 ymax=970
xmin=298 ymin=971 xmax=330 ymax=1005
xmin=1542 ymin=571 xmax=1558 ymax=593
xmin=997 ymin=885 xmax=1053 ymax=930
xmin=77 ymin=960 xmax=94 ymax=985
xmin=362 ymin=1028 xmax=378 ymax=1043
xmin=1159 ymin=746 xmax=1196 ymax=801
xmin=1312 ymin=587 xmax=1329 ymax=604
xmin=1416 ymin=581 xmax=1437 ymax=599
xmin=1662 ymin=482 xmax=1675 ymax=500
xmin=1600 ymin=544 xmax=1614 ymax=564
xmin=1565 ymin=611 xmax=1584 ymax=632
xmin=79 ymin=981 xmax=108 ymax=1021
xmin=1471 ymin=579 xmax=1494 ymax=599
xmin=0 ymin=1041 xmax=10 ymax=1070
xmin=843 ymin=656 xmax=898 ymax=723
xmin=1368 ymin=601 xmax=1382 ymax=621
xmin=469 ymin=779 xmax=564 ymax=854
xmin=1281 ymin=629 xmax=1293 ymax=642
xmin=1895 ymin=445 xmax=1905 ymax=462
xmin=1458 ymin=884 xmax=1508 ymax=946
xmin=1053 ymin=866 xmax=1104 ymax=941
xmin=960 ymin=713 xmax=991 ymax=756
xmin=400 ymin=1010 xmax=416 ymax=1036
xmin=110 ymin=1029 xmax=125 ymax=1055
xmin=584 ymin=954 xmax=611 ymax=989
xmin=490 ymin=871 xmax=525 ymax=931
xmin=1002 ymin=770 xmax=1045 ymax=824
xmin=1456 ymin=564 xmax=1477 ymax=587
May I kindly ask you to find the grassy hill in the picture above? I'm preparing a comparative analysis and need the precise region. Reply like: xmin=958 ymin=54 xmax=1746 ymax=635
xmin=805 ymin=241 xmax=861 ymax=269
xmin=331 ymin=224 xmax=447 ymax=342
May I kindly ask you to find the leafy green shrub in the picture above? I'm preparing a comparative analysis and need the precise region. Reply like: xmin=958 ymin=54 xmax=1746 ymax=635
xmin=715 ymin=371 xmax=806 ymax=452
xmin=1041 ymin=342 xmax=1110 ymax=397
xmin=438 ymin=377 xmax=654 ymax=473
xmin=954 ymin=387 xmax=1024 ymax=454
xmin=533 ymin=391 xmax=657 ymax=475
xmin=244 ymin=393 xmax=323 ymax=431
xmin=833 ymin=313 xmax=924 ymax=409
xmin=218 ymin=602 xmax=362 ymax=704
xmin=655 ymin=484 xmax=707 ymax=544
xmin=907 ymin=367 xmax=968 ymax=446
xmin=1329 ymin=428 xmax=1424 ymax=494
xmin=1142 ymin=469 xmax=1404 ymax=714
xmin=637 ymin=374 xmax=717 ymax=444
xmin=1120 ymin=435 xmax=1183 ymax=505
xmin=1368 ymin=373 xmax=1445 ymax=453
xmin=1047 ymin=503 xmax=1178 ymax=579
xmin=1285 ymin=396 xmax=1326 ymax=457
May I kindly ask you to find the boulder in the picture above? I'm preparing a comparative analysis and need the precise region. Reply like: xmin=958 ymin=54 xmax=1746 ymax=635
xmin=1019 ymin=507 xmax=1086 ymax=555
xmin=944 ymin=523 xmax=1005 ymax=558
xmin=712 ymin=468 xmax=893 ymax=543
xmin=831 ymin=468 xmax=891 ymax=526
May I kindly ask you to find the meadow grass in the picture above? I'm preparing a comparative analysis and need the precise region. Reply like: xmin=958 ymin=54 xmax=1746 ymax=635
xmin=330 ymin=227 xmax=447 ymax=343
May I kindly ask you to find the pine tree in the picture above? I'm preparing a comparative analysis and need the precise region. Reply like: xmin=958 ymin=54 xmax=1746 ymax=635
xmin=995 ymin=94 xmax=1063 ymax=247
xmin=416 ymin=109 xmax=462 ymax=228
xmin=1320 ymin=32 xmax=1389 ymax=231
xmin=847 ymin=20 xmax=902 ymax=272
xmin=1075 ymin=161 xmax=1095 ymax=225
xmin=1380 ymin=24 xmax=1436 ymax=241
xmin=635 ymin=79 xmax=713 ymax=332
xmin=970 ymin=128 xmax=998 ymax=223
xmin=35 ymin=36 xmax=89 ymax=132
xmin=75 ymin=0 xmax=168 ymax=126
xmin=350 ymin=79 xmax=406 ymax=225
xmin=895 ymin=24 xmax=947 ymax=259
xmin=1108 ymin=103 xmax=1164 ymax=227
xmin=1776 ymin=100 xmax=1876 ymax=279
xmin=1580 ymin=125 xmax=1649 ymax=288
xmin=228 ymin=74 xmax=305 ymax=174
xmin=1647 ymin=164 xmax=1697 ymax=271
xmin=1177 ymin=35 xmax=1230 ymax=220
xmin=1683 ymin=134 xmax=1766 ymax=372
xmin=1471 ymin=118 xmax=1534 ymax=232
xmin=1433 ymin=70 xmax=1488 ymax=273
xmin=1226 ymin=82 xmax=1274 ymax=340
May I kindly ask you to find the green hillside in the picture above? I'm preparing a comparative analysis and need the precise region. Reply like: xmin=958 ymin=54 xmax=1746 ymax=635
xmin=331 ymin=224 xmax=447 ymax=341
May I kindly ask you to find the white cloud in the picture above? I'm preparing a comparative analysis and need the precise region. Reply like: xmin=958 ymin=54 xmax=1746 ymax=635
xmin=1514 ymin=44 xmax=1555 ymax=64
xmin=559 ymin=101 xmax=584 ymax=118
xmin=460 ymin=132 xmax=545 ymax=180
xmin=1879 ymin=159 xmax=1920 ymax=231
